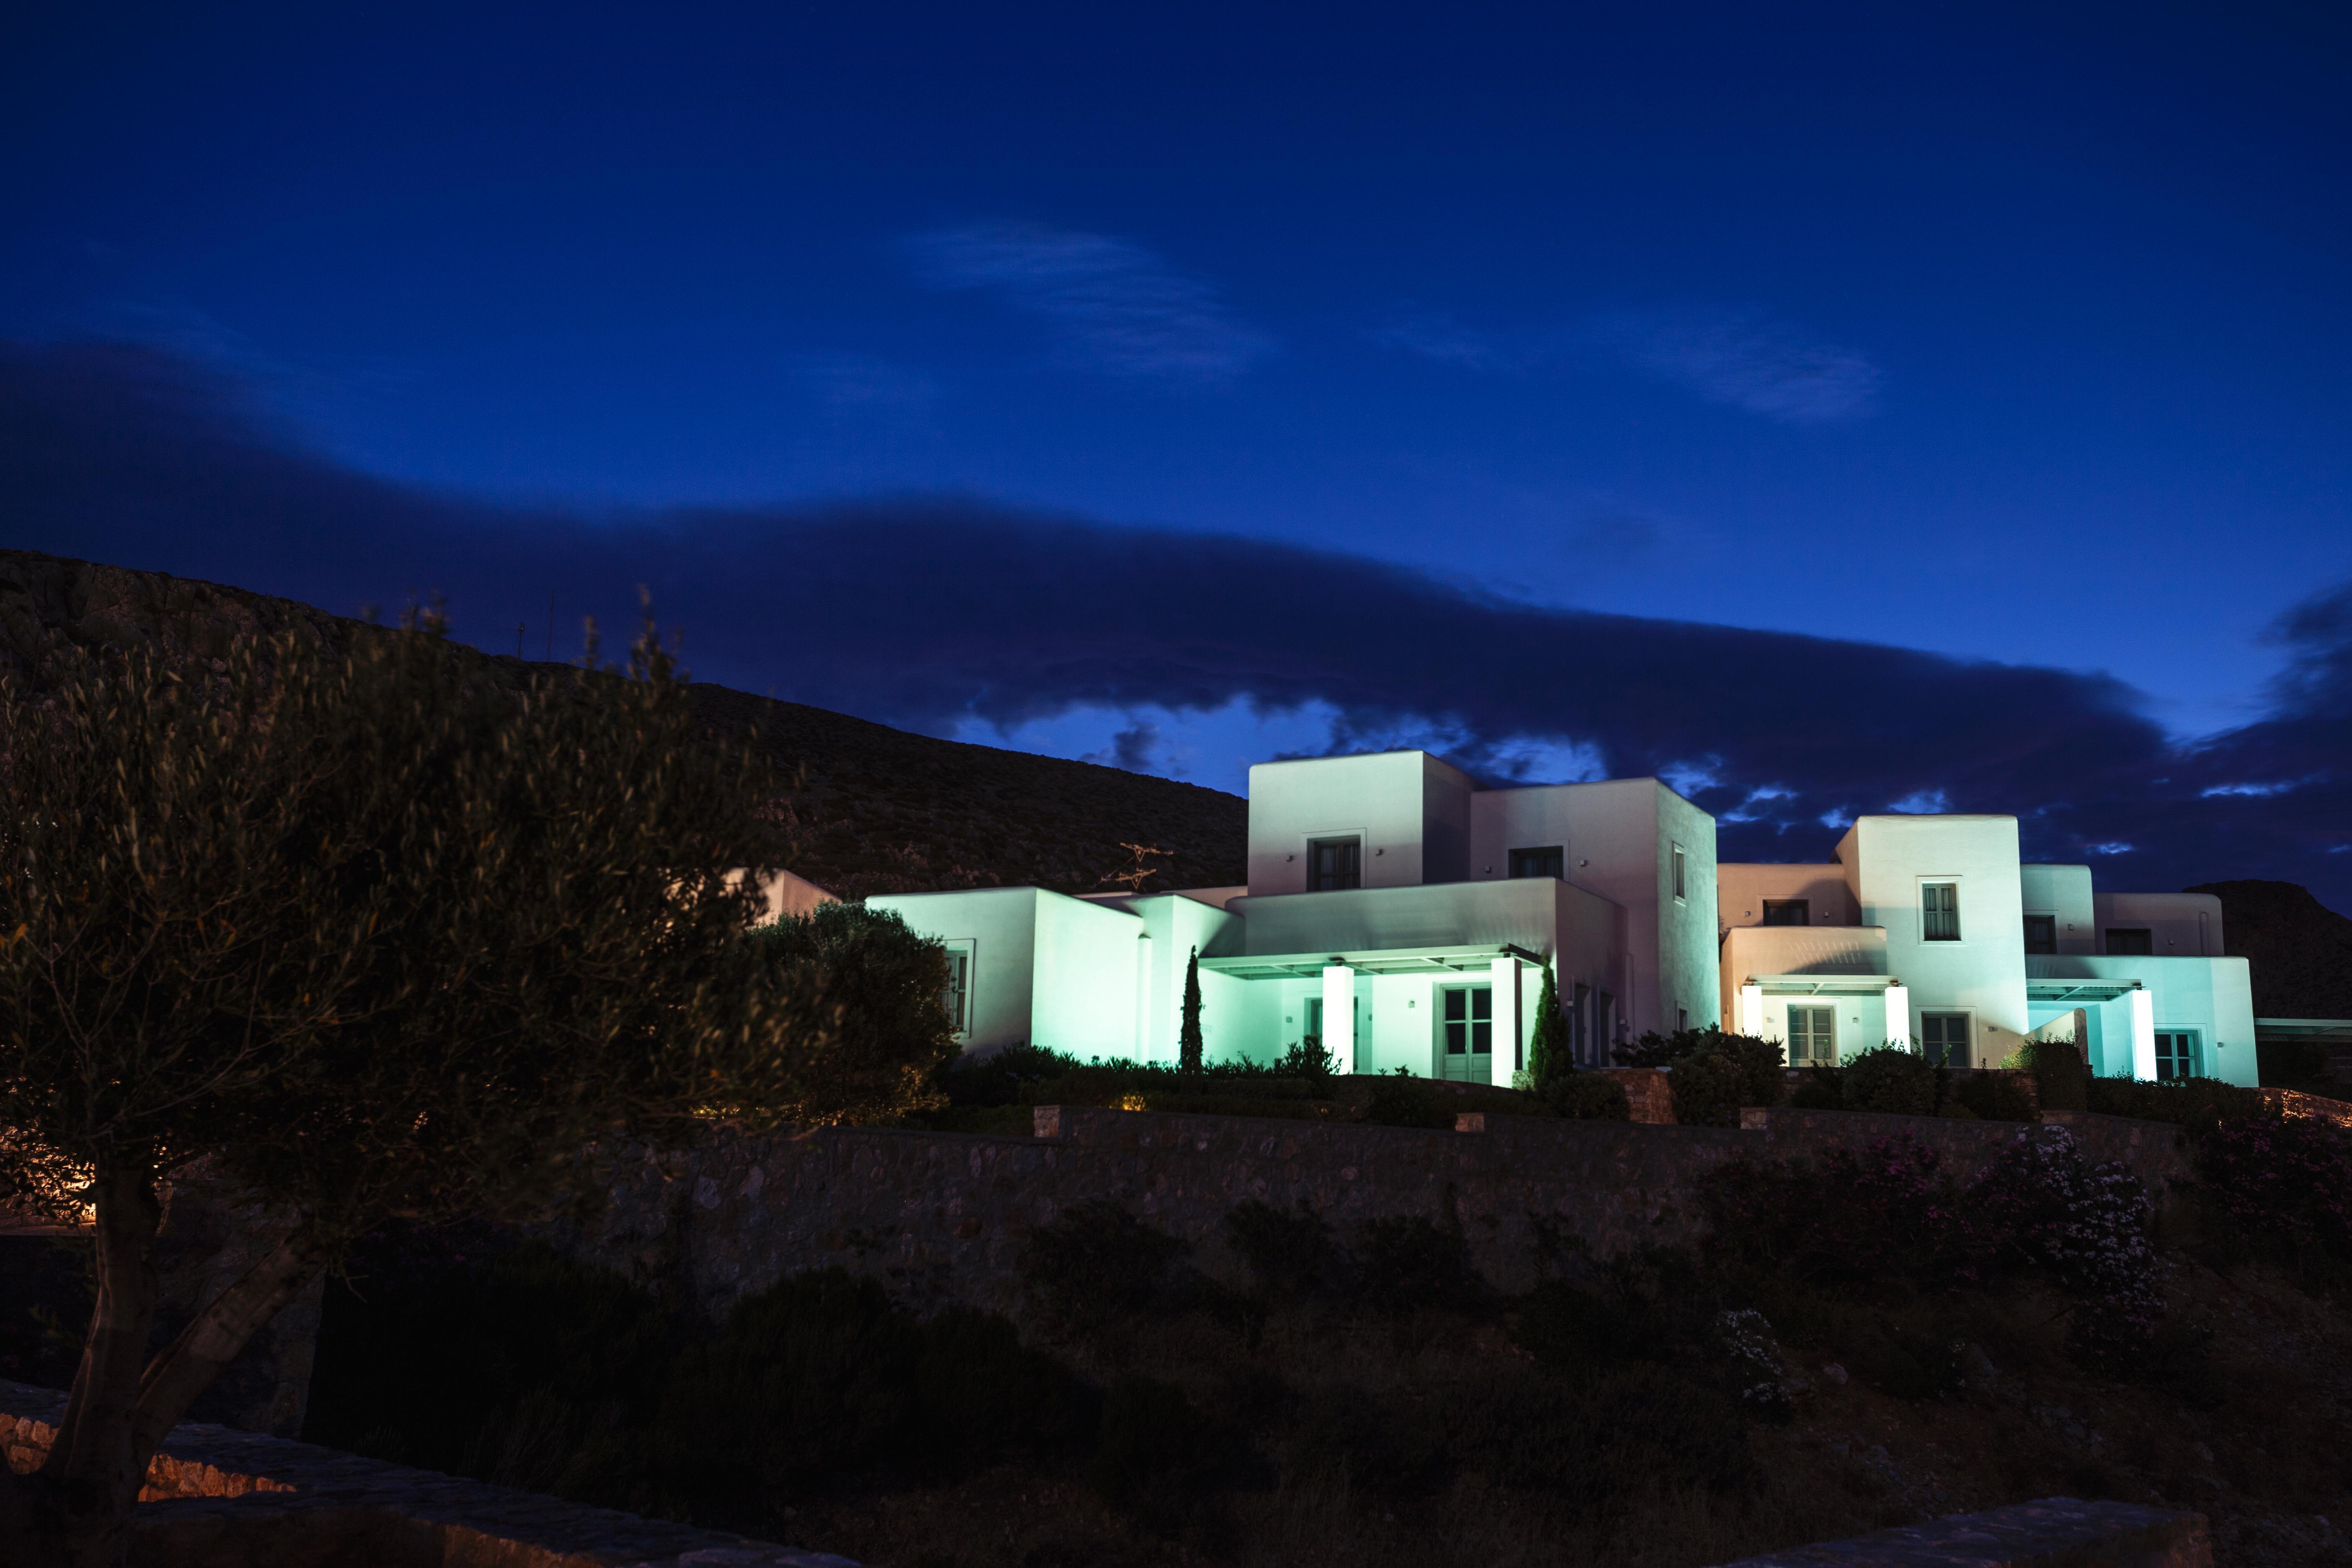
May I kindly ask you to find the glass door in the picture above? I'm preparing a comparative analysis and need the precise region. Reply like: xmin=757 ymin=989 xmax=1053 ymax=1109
xmin=1787 ymin=1005 xmax=1836 ymax=1066
xmin=1439 ymin=986 xmax=1492 ymax=1082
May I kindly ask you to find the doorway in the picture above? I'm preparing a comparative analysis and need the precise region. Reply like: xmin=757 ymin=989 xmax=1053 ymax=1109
xmin=1438 ymin=985 xmax=1492 ymax=1082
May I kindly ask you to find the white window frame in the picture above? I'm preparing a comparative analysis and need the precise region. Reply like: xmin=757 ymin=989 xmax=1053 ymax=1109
xmin=1919 ymin=878 xmax=1963 ymax=943
xmin=1918 ymin=1009 xmax=1971 ymax=1065
xmin=1670 ymin=843 xmax=1687 ymax=903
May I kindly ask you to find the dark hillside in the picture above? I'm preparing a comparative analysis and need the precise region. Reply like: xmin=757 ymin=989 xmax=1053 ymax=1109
xmin=0 ymin=548 xmax=1246 ymax=899
xmin=2186 ymin=879 xmax=2352 ymax=1019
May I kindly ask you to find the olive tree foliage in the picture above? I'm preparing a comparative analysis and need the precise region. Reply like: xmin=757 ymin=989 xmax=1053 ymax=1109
xmin=744 ymin=901 xmax=960 ymax=1120
xmin=0 ymin=612 xmax=905 ymax=1568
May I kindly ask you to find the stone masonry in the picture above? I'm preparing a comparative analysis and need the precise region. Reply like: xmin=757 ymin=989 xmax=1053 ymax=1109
xmin=551 ymin=1104 xmax=2196 ymax=1323
xmin=1 ymin=1378 xmax=854 ymax=1568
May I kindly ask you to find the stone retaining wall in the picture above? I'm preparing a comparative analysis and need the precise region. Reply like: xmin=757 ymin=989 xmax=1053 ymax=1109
xmin=0 ymin=1378 xmax=851 ymax=1568
xmin=552 ymin=1103 xmax=2197 ymax=1322
xmin=1716 ymin=1496 xmax=2209 ymax=1566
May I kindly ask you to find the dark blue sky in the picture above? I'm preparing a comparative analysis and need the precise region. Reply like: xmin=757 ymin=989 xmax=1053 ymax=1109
xmin=4 ymin=4 xmax=2349 ymax=906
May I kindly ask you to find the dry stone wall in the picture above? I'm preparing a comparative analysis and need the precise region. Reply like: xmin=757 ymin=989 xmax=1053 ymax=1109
xmin=553 ymin=1104 xmax=2197 ymax=1322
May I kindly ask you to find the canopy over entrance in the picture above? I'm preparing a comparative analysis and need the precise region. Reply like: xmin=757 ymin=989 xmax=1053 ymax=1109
xmin=1199 ymin=942 xmax=1546 ymax=981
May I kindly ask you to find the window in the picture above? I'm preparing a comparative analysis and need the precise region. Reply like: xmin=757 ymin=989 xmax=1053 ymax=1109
xmin=1677 ymin=1007 xmax=1689 ymax=1032
xmin=1921 ymin=882 xmax=1961 ymax=941
xmin=1920 ymin=1012 xmax=1969 ymax=1065
xmin=1440 ymin=986 xmax=1493 ymax=1081
xmin=1761 ymin=899 xmax=1810 ymax=927
xmin=2105 ymin=928 xmax=2153 ymax=956
xmin=2023 ymin=915 xmax=2056 ymax=954
xmin=1596 ymin=991 xmax=1615 ymax=1053
xmin=1302 ymin=996 xmax=1322 ymax=1044
xmin=1573 ymin=982 xmax=1591 ymax=1064
xmin=942 ymin=949 xmax=971 ymax=1035
xmin=2154 ymin=1030 xmax=2198 ymax=1081
xmin=1509 ymin=845 xmax=1565 ymax=879
xmin=1307 ymin=836 xmax=1362 ymax=892
xmin=1787 ymin=1005 xmax=1836 ymax=1066
xmin=1671 ymin=845 xmax=1687 ymax=901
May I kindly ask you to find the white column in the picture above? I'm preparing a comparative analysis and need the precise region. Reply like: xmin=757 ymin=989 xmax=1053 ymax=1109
xmin=2128 ymin=986 xmax=2156 ymax=1081
xmin=1322 ymin=965 xmax=1357 ymax=1076
xmin=1489 ymin=955 xmax=1521 ymax=1087
xmin=1884 ymin=985 xmax=1912 ymax=1051
xmin=1738 ymin=983 xmax=1765 ymax=1039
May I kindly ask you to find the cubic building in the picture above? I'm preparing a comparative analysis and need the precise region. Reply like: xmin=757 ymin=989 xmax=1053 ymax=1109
xmin=870 ymin=750 xmax=2259 ymax=1086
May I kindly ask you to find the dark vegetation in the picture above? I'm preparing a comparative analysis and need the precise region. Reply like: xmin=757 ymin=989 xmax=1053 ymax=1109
xmin=301 ymin=1106 xmax=2352 ymax=1568
xmin=0 ymin=547 xmax=1249 ymax=902
xmin=913 ymin=1042 xmax=1629 ymax=1136
xmin=2189 ymin=879 xmax=2352 ymax=1020
xmin=1614 ymin=1026 xmax=1787 ymax=1126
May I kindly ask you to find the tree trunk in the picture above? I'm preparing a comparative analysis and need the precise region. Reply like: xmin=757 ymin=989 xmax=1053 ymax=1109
xmin=0 ymin=1158 xmax=165 ymax=1568
xmin=0 ymin=1163 xmax=328 ymax=1568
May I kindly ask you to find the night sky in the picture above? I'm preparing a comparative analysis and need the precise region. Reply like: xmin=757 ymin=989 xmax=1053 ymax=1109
xmin=4 ymin=4 xmax=2348 ymax=908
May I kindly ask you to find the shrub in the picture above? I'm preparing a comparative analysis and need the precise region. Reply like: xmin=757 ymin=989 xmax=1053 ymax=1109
xmin=1841 ymin=1047 xmax=1935 ymax=1116
xmin=1274 ymin=1037 xmax=1337 ymax=1083
xmin=2085 ymin=1075 xmax=2264 ymax=1127
xmin=1526 ymin=965 xmax=1570 ymax=1091
xmin=2023 ymin=1039 xmax=2090 ymax=1113
xmin=748 ymin=903 xmax=962 ymax=1112
xmin=1356 ymin=1215 xmax=1483 ymax=1314
xmin=2192 ymin=1113 xmax=2352 ymax=1268
xmin=1438 ymin=1363 xmax=1755 ymax=1512
xmin=1027 ymin=1202 xmax=1190 ymax=1330
xmin=660 ymin=1271 xmax=1086 ymax=1503
xmin=1223 ymin=1201 xmax=1347 ymax=1301
xmin=1787 ymin=1066 xmax=1842 ymax=1109
xmin=1087 ymin=1375 xmax=1251 ymax=1532
xmin=1948 ymin=1070 xmax=2038 ymax=1122
xmin=1540 ymin=1072 xmax=1632 ymax=1121
xmin=1515 ymin=1246 xmax=1713 ymax=1367
xmin=1965 ymin=1129 xmax=2159 ymax=1370
xmin=1627 ymin=1029 xmax=1784 ymax=1127
xmin=1701 ymin=1135 xmax=1967 ymax=1292
xmin=1284 ymin=1384 xmax=1447 ymax=1496
xmin=1362 ymin=1072 xmax=1454 ymax=1128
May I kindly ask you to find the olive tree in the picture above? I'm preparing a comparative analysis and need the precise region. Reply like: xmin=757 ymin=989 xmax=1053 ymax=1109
xmin=0 ymin=613 xmax=932 ymax=1568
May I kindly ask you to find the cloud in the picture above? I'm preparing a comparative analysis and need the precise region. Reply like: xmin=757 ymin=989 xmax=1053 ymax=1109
xmin=1366 ymin=311 xmax=1518 ymax=371
xmin=1592 ymin=307 xmax=1881 ymax=423
xmin=1560 ymin=509 xmax=1663 ymax=567
xmin=907 ymin=222 xmax=1273 ymax=384
xmin=1369 ymin=301 xmax=1880 ymax=426
xmin=2 ymin=338 xmax=2345 ymax=911
xmin=785 ymin=352 xmax=941 ymax=411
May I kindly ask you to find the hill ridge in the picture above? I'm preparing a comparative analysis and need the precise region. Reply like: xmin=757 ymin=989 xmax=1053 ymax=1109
xmin=0 ymin=547 xmax=1246 ymax=900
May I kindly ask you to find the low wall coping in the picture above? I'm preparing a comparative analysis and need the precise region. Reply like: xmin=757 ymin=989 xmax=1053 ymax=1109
xmin=1 ymin=1379 xmax=855 ymax=1568
xmin=1715 ymin=1496 xmax=2209 ymax=1566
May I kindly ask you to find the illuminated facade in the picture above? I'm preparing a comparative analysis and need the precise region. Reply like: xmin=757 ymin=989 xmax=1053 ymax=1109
xmin=870 ymin=750 xmax=1717 ymax=1082
xmin=870 ymin=753 xmax=2259 ymax=1084
xmin=1719 ymin=816 xmax=2257 ymax=1083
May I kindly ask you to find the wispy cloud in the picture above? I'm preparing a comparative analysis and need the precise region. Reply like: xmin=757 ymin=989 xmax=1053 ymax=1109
xmin=1366 ymin=310 xmax=1519 ymax=371
xmin=1592 ymin=307 xmax=1881 ymax=424
xmin=786 ymin=352 xmax=941 ymax=411
xmin=908 ymin=221 xmax=1272 ymax=384
xmin=1373 ymin=301 xmax=1881 ymax=425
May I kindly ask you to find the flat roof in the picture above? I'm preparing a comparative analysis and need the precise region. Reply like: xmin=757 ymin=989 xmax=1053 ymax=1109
xmin=1200 ymin=942 xmax=1545 ymax=981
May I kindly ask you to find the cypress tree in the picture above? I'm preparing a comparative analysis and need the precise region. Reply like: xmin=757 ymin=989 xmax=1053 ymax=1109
xmin=1526 ymin=963 xmax=1568 ymax=1089
xmin=1180 ymin=946 xmax=1204 ymax=1071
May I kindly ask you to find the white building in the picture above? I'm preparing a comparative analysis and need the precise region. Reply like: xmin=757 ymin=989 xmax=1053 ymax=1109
xmin=869 ymin=750 xmax=2258 ymax=1086
xmin=871 ymin=750 xmax=1715 ymax=1085
xmin=1719 ymin=816 xmax=2257 ymax=1083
